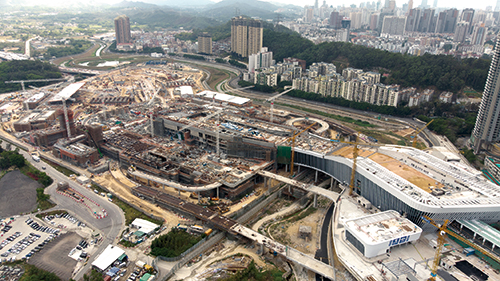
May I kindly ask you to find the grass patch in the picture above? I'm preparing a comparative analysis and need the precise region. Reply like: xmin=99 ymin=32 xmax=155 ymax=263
xmin=2 ymin=261 xmax=61 ymax=281
xmin=19 ymin=161 xmax=53 ymax=187
xmin=276 ymin=102 xmax=376 ymax=128
xmin=91 ymin=184 xmax=163 ymax=226
xmin=36 ymin=188 xmax=56 ymax=211
xmin=42 ymin=159 xmax=79 ymax=177
xmin=36 ymin=209 xmax=66 ymax=219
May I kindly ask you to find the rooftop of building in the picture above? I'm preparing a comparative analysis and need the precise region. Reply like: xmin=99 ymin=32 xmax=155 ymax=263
xmin=49 ymin=82 xmax=85 ymax=102
xmin=344 ymin=210 xmax=421 ymax=244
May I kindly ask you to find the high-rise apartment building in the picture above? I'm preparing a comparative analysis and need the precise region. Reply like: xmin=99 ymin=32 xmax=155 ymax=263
xmin=471 ymin=23 xmax=487 ymax=45
xmin=114 ymin=15 xmax=131 ymax=44
xmin=453 ymin=21 xmax=469 ymax=43
xmin=405 ymin=8 xmax=421 ymax=32
xmin=198 ymin=32 xmax=212 ymax=55
xmin=435 ymin=9 xmax=458 ymax=33
xmin=471 ymin=37 xmax=500 ymax=153
xmin=248 ymin=47 xmax=274 ymax=73
xmin=231 ymin=16 xmax=263 ymax=58
xmin=370 ymin=14 xmax=379 ymax=30
xmin=408 ymin=0 xmax=413 ymax=12
xmin=417 ymin=8 xmax=435 ymax=33
xmin=460 ymin=8 xmax=475 ymax=33
xmin=381 ymin=16 xmax=406 ymax=35
xmin=330 ymin=11 xmax=342 ymax=29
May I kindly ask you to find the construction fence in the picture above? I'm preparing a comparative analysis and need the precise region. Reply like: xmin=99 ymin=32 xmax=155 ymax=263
xmin=162 ymin=232 xmax=226 ymax=280
xmin=90 ymin=180 xmax=164 ymax=224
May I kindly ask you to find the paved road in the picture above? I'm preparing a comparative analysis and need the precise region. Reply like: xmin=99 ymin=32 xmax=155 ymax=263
xmin=0 ymin=133 xmax=125 ymax=280
xmin=315 ymin=202 xmax=335 ymax=281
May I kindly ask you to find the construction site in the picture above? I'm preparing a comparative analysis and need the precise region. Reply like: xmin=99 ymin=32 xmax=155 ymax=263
xmin=2 ymin=61 xmax=500 ymax=281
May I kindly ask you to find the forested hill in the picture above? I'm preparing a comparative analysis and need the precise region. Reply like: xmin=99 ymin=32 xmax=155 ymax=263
xmin=176 ymin=20 xmax=489 ymax=93
xmin=262 ymin=28 xmax=490 ymax=93
xmin=0 ymin=60 xmax=62 ymax=94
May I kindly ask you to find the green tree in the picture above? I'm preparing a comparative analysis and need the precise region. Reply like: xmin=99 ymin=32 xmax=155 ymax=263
xmin=83 ymin=269 xmax=104 ymax=281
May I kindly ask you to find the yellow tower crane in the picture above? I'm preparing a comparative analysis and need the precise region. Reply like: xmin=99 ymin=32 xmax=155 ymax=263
xmin=412 ymin=120 xmax=434 ymax=148
xmin=422 ymin=215 xmax=500 ymax=281
xmin=288 ymin=121 xmax=317 ymax=176
xmin=331 ymin=135 xmax=392 ymax=196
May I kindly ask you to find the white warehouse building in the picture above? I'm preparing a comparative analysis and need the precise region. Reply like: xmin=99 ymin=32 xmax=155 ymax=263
xmin=343 ymin=210 xmax=422 ymax=258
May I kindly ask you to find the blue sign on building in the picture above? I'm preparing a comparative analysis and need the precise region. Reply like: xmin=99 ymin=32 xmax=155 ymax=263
xmin=388 ymin=235 xmax=410 ymax=247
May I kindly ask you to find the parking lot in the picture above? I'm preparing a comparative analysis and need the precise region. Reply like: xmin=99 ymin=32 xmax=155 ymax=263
xmin=0 ymin=217 xmax=57 ymax=263
xmin=28 ymin=232 xmax=81 ymax=280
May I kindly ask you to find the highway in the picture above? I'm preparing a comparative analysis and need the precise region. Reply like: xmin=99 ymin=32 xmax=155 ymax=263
xmin=0 ymin=131 xmax=125 ymax=281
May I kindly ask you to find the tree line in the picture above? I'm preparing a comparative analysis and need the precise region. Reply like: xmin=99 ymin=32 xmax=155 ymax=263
xmin=178 ymin=19 xmax=490 ymax=93
xmin=43 ymin=39 xmax=93 ymax=59
xmin=262 ymin=29 xmax=490 ymax=93
xmin=285 ymin=89 xmax=477 ymax=143
xmin=0 ymin=60 xmax=62 ymax=94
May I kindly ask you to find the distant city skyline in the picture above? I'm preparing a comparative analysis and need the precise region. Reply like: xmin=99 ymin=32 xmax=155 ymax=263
xmin=272 ymin=0 xmax=494 ymax=10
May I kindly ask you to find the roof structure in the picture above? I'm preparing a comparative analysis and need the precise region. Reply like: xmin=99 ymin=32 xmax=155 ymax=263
xmin=456 ymin=219 xmax=500 ymax=248
xmin=344 ymin=210 xmax=421 ymax=245
xmin=196 ymin=90 xmax=250 ymax=105
xmin=91 ymin=245 xmax=125 ymax=271
xmin=49 ymin=82 xmax=85 ymax=103
xmin=130 ymin=218 xmax=159 ymax=234
xmin=26 ymin=93 xmax=45 ymax=103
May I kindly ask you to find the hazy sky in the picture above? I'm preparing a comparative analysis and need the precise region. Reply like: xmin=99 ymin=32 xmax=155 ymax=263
xmin=21 ymin=0 xmax=497 ymax=10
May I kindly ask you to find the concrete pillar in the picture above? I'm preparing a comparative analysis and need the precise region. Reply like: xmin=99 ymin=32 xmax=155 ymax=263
xmin=330 ymin=178 xmax=334 ymax=189
xmin=314 ymin=194 xmax=318 ymax=208
xmin=264 ymin=177 xmax=268 ymax=188
xmin=163 ymin=184 xmax=165 ymax=190
xmin=315 ymin=170 xmax=318 ymax=183
xmin=197 ymin=192 xmax=200 ymax=203
xmin=285 ymin=164 xmax=288 ymax=173
xmin=298 ymin=166 xmax=301 ymax=173
xmin=147 ymin=179 xmax=150 ymax=186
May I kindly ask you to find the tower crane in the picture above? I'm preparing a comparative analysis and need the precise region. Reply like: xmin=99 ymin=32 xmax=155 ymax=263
xmin=422 ymin=215 xmax=500 ymax=281
xmin=266 ymin=86 xmax=294 ymax=124
xmin=331 ymin=136 xmax=397 ymax=196
xmin=287 ymin=121 xmax=317 ymax=176
xmin=5 ymin=78 xmax=67 ymax=93
xmin=411 ymin=119 xmax=434 ymax=148
xmin=62 ymin=97 xmax=74 ymax=139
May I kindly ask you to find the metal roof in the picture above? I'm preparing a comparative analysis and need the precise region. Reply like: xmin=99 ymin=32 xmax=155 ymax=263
xmin=49 ymin=82 xmax=85 ymax=102
xmin=456 ymin=219 xmax=500 ymax=248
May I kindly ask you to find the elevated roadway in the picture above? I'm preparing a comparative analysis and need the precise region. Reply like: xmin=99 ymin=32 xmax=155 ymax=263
xmin=257 ymin=170 xmax=339 ymax=202
xmin=128 ymin=169 xmax=222 ymax=192
xmin=134 ymin=184 xmax=336 ymax=279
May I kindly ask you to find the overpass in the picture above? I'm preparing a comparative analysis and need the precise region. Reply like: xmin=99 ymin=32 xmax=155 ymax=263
xmin=133 ymin=179 xmax=336 ymax=279
xmin=59 ymin=66 xmax=106 ymax=76
xmin=257 ymin=170 xmax=339 ymax=202
xmin=128 ymin=169 xmax=222 ymax=192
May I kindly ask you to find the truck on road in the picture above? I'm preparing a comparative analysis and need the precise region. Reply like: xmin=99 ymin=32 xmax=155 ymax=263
xmin=32 ymin=155 xmax=40 ymax=162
